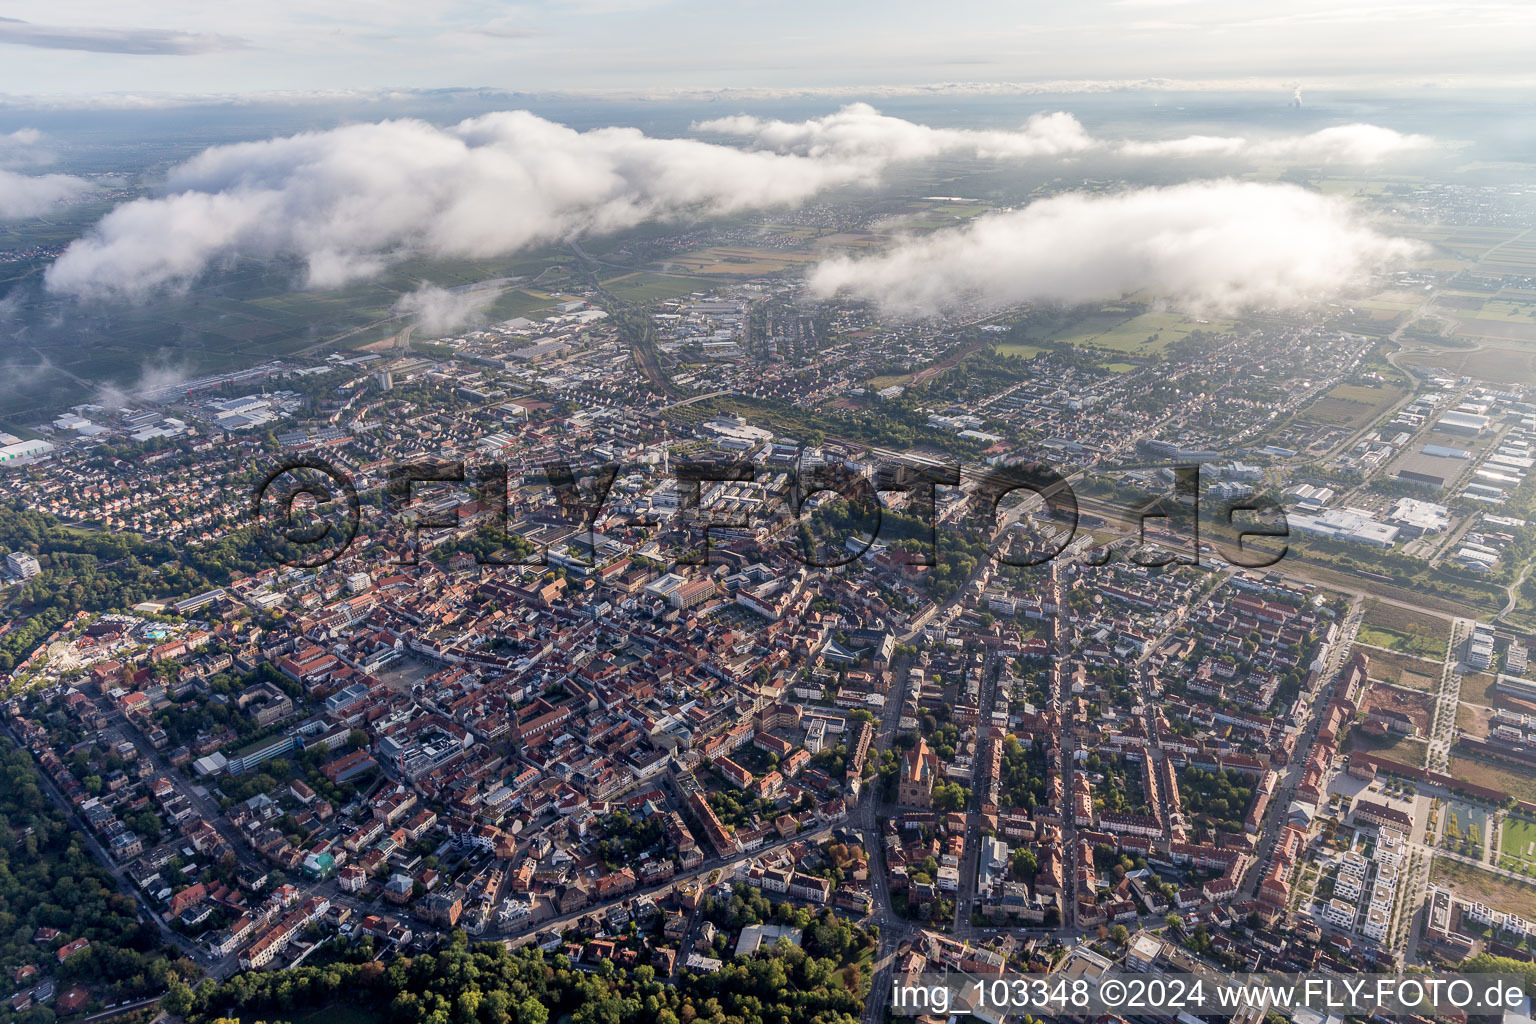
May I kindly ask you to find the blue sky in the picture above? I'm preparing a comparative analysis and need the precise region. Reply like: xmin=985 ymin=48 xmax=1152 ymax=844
xmin=0 ymin=0 xmax=1533 ymax=100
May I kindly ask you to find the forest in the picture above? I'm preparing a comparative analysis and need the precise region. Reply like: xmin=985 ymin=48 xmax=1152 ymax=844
xmin=189 ymin=931 xmax=870 ymax=1024
xmin=0 ymin=742 xmax=189 ymax=1023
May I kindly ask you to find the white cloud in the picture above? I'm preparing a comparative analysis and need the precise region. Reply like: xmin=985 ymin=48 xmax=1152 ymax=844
xmin=807 ymin=180 xmax=1422 ymax=315
xmin=2 ymin=75 xmax=1531 ymax=112
xmin=0 ymin=16 xmax=245 ymax=55
xmin=1118 ymin=122 xmax=1435 ymax=163
xmin=696 ymin=103 xmax=1096 ymax=162
xmin=0 ymin=167 xmax=89 ymax=218
xmin=0 ymin=127 xmax=56 ymax=169
xmin=45 ymin=110 xmax=895 ymax=300
xmin=393 ymin=283 xmax=498 ymax=334
xmin=95 ymin=362 xmax=189 ymax=411
xmin=43 ymin=105 xmax=1439 ymax=301
xmin=706 ymin=103 xmax=1437 ymax=167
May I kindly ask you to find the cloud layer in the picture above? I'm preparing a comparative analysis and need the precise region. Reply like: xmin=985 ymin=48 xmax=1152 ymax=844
xmin=0 ymin=17 xmax=244 ymax=55
xmin=0 ymin=168 xmax=89 ymax=219
xmin=700 ymin=103 xmax=1435 ymax=167
xmin=0 ymin=127 xmax=54 ymax=169
xmin=807 ymin=180 xmax=1422 ymax=315
xmin=393 ymin=284 xmax=499 ymax=334
xmin=46 ymin=111 xmax=897 ymax=300
xmin=44 ymin=105 xmax=1435 ymax=301
xmin=697 ymin=105 xmax=1097 ymax=162
xmin=1117 ymin=122 xmax=1436 ymax=163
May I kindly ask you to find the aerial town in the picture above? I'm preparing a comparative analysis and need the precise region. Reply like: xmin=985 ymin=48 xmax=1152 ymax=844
xmin=3 ymin=165 xmax=1536 ymax=1024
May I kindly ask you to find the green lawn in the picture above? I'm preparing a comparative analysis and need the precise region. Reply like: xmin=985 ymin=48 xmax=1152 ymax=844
xmin=1501 ymin=817 xmax=1536 ymax=874
xmin=1358 ymin=625 xmax=1448 ymax=659
xmin=1036 ymin=308 xmax=1236 ymax=354
xmin=601 ymin=272 xmax=717 ymax=302
xmin=991 ymin=343 xmax=1043 ymax=360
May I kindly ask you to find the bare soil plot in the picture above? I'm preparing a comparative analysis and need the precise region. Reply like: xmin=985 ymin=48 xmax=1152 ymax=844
xmin=1430 ymin=858 xmax=1536 ymax=918
xmin=1365 ymin=649 xmax=1442 ymax=692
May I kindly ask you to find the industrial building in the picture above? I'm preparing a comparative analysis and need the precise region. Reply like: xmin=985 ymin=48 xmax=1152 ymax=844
xmin=1287 ymin=507 xmax=1400 ymax=548
xmin=1436 ymin=410 xmax=1490 ymax=436
xmin=1396 ymin=468 xmax=1447 ymax=489
xmin=0 ymin=436 xmax=53 ymax=465
xmin=1285 ymin=483 xmax=1336 ymax=510
xmin=1385 ymin=497 xmax=1451 ymax=537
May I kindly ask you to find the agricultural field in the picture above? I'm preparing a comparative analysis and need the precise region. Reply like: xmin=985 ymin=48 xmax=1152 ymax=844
xmin=757 ymin=222 xmax=822 ymax=240
xmin=600 ymin=272 xmax=720 ymax=302
xmin=1412 ymin=225 xmax=1527 ymax=260
xmin=1398 ymin=342 xmax=1536 ymax=386
xmin=662 ymin=245 xmax=821 ymax=276
xmin=898 ymin=199 xmax=995 ymax=229
xmin=1357 ymin=287 xmax=1428 ymax=314
xmin=482 ymin=288 xmax=563 ymax=322
xmin=0 ymin=243 xmax=572 ymax=418
xmin=1047 ymin=308 xmax=1234 ymax=354
xmin=1431 ymin=858 xmax=1536 ymax=919
xmin=1479 ymin=233 xmax=1536 ymax=274
xmin=1454 ymin=297 xmax=1536 ymax=323
xmin=1451 ymin=322 xmax=1536 ymax=346
xmin=813 ymin=232 xmax=887 ymax=250
xmin=1354 ymin=308 xmax=1412 ymax=335
xmin=1014 ymin=305 xmax=1237 ymax=359
xmin=991 ymin=342 xmax=1044 ymax=360
xmin=1299 ymin=382 xmax=1409 ymax=431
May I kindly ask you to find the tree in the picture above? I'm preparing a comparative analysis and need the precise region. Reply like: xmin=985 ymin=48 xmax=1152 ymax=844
xmin=517 ymin=995 xmax=549 ymax=1024
xmin=162 ymin=979 xmax=195 ymax=1016
xmin=1011 ymin=848 xmax=1039 ymax=879
xmin=1109 ymin=925 xmax=1129 ymax=945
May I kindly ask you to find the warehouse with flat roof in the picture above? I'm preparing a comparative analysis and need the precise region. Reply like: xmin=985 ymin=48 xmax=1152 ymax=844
xmin=1437 ymin=410 xmax=1490 ymax=436
xmin=1287 ymin=507 xmax=1400 ymax=548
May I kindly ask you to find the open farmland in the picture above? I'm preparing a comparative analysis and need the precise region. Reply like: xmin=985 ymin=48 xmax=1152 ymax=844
xmin=1299 ymin=382 xmax=1408 ymax=431
xmin=1021 ymin=305 xmax=1237 ymax=358
xmin=663 ymin=245 xmax=822 ymax=276
xmin=601 ymin=272 xmax=721 ymax=302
